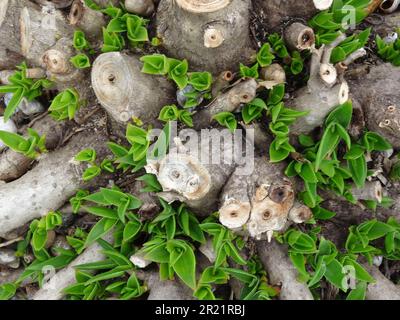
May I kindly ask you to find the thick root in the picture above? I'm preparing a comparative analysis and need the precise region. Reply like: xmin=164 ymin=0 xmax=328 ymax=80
xmin=256 ymin=239 xmax=314 ymax=300
xmin=32 ymin=233 xmax=113 ymax=300
xmin=363 ymin=264 xmax=400 ymax=300
xmin=0 ymin=130 xmax=109 ymax=238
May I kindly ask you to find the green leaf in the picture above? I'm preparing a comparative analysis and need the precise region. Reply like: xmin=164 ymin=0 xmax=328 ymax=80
xmin=242 ymin=98 xmax=267 ymax=124
xmin=348 ymin=154 xmax=367 ymax=188
xmin=315 ymin=122 xmax=340 ymax=171
xmin=85 ymin=218 xmax=117 ymax=247
xmin=324 ymin=259 xmax=346 ymax=291
xmin=188 ymin=72 xmax=212 ymax=91
xmin=159 ymin=104 xmax=179 ymax=122
xmin=167 ymin=240 xmax=196 ymax=289
xmin=136 ymin=173 xmax=162 ymax=192
xmin=4 ymin=88 xmax=24 ymax=121
xmin=168 ymin=59 xmax=188 ymax=89
xmin=70 ymin=54 xmax=91 ymax=69
xmin=257 ymin=43 xmax=275 ymax=67
xmin=82 ymin=166 xmax=101 ymax=181
xmin=49 ymin=88 xmax=81 ymax=121
xmin=75 ymin=148 xmax=97 ymax=163
xmin=84 ymin=265 xmax=130 ymax=285
xmin=325 ymin=101 xmax=353 ymax=128
xmin=73 ymin=30 xmax=90 ymax=50
xmin=140 ymin=54 xmax=169 ymax=75
xmin=123 ymin=220 xmax=142 ymax=242
xmin=268 ymin=84 xmax=285 ymax=105
xmin=213 ymin=112 xmax=237 ymax=133
xmin=239 ymin=63 xmax=259 ymax=79
xmin=0 ymin=283 xmax=17 ymax=300
xmin=346 ymin=281 xmax=367 ymax=300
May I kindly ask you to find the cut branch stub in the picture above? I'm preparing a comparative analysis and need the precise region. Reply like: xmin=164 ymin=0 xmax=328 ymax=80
xmin=219 ymin=157 xmax=296 ymax=240
xmin=284 ymin=22 xmax=315 ymax=51
xmin=380 ymin=0 xmax=400 ymax=13
xmin=69 ymin=0 xmax=106 ymax=42
xmin=146 ymin=129 xmax=244 ymax=215
xmin=91 ymin=52 xmax=175 ymax=125
xmin=20 ymin=3 xmax=73 ymax=67
xmin=192 ymin=79 xmax=258 ymax=130
xmin=288 ymin=201 xmax=313 ymax=224
xmin=287 ymin=39 xmax=350 ymax=136
xmin=156 ymin=0 xmax=254 ymax=74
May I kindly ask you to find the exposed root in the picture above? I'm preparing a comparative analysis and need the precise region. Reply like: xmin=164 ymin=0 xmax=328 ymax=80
xmin=256 ymin=239 xmax=314 ymax=300
xmin=32 ymin=233 xmax=113 ymax=300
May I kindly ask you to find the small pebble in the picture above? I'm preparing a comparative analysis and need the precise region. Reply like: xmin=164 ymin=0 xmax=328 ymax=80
xmin=0 ymin=249 xmax=20 ymax=269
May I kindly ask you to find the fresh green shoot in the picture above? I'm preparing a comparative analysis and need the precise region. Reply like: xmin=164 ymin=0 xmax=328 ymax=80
xmin=48 ymin=88 xmax=83 ymax=121
xmin=376 ymin=30 xmax=400 ymax=67
xmin=213 ymin=112 xmax=237 ymax=133
xmin=70 ymin=54 xmax=91 ymax=69
xmin=30 ymin=211 xmax=63 ymax=252
xmin=0 ymin=128 xmax=46 ymax=158
xmin=257 ymin=43 xmax=275 ymax=67
xmin=0 ymin=62 xmax=53 ymax=121
xmin=239 ymin=63 xmax=259 ymax=79
xmin=159 ymin=104 xmax=193 ymax=127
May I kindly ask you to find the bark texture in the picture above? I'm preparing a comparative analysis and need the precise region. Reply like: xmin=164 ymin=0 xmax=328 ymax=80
xmin=0 ymin=0 xmax=29 ymax=69
xmin=254 ymin=0 xmax=324 ymax=31
xmin=287 ymin=36 xmax=350 ymax=135
xmin=69 ymin=0 xmax=106 ymax=42
xmin=156 ymin=0 xmax=255 ymax=74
